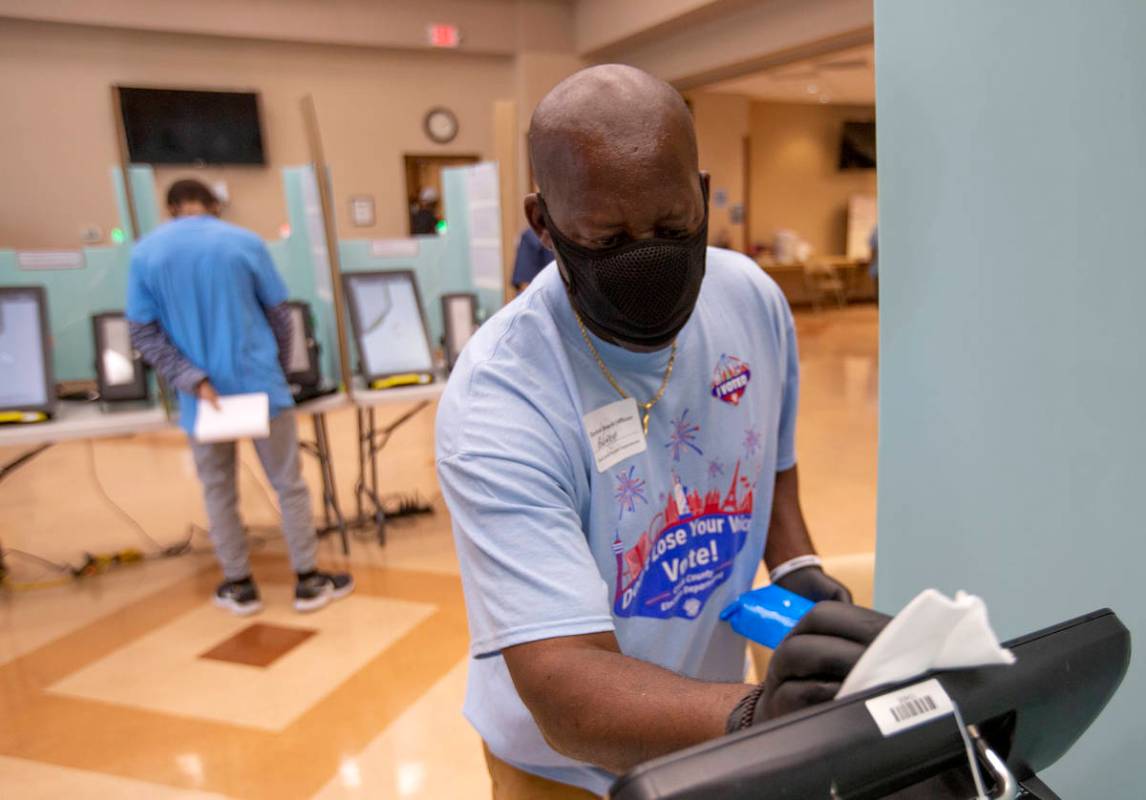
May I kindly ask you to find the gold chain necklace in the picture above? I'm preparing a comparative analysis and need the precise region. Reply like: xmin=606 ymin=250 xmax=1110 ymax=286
xmin=573 ymin=311 xmax=677 ymax=436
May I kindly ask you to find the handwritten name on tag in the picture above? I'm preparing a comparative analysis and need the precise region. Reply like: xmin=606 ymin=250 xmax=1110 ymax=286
xmin=583 ymin=397 xmax=646 ymax=473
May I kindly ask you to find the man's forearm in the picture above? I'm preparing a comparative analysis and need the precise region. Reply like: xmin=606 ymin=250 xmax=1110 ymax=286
xmin=505 ymin=633 xmax=749 ymax=775
xmin=128 ymin=321 xmax=205 ymax=394
xmin=763 ymin=466 xmax=817 ymax=568
xmin=264 ymin=302 xmax=294 ymax=376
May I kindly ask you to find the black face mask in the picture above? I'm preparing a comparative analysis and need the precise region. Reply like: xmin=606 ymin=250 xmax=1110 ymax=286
xmin=538 ymin=180 xmax=709 ymax=350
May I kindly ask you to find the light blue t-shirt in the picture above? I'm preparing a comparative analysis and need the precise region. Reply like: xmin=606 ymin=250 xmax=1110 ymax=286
xmin=435 ymin=249 xmax=799 ymax=794
xmin=126 ymin=215 xmax=294 ymax=433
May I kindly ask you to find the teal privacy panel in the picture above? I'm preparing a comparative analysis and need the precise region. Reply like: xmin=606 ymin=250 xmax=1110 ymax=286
xmin=0 ymin=245 xmax=133 ymax=381
xmin=128 ymin=165 xmax=162 ymax=237
xmin=441 ymin=163 xmax=505 ymax=318
xmin=279 ymin=166 xmax=341 ymax=386
xmin=874 ymin=2 xmax=1145 ymax=795
xmin=0 ymin=165 xmax=335 ymax=385
xmin=0 ymin=166 xmax=139 ymax=380
xmin=111 ymin=166 xmax=135 ymax=241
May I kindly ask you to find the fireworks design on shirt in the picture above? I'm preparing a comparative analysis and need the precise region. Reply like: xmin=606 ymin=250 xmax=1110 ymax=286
xmin=665 ymin=408 xmax=703 ymax=462
xmin=614 ymin=465 xmax=648 ymax=518
xmin=743 ymin=427 xmax=762 ymax=459
xmin=707 ymin=459 xmax=725 ymax=479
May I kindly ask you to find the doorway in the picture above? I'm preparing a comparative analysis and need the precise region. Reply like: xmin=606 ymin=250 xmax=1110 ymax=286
xmin=403 ymin=153 xmax=480 ymax=235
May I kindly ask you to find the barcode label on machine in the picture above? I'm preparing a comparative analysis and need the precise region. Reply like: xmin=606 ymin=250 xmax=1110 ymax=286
xmin=865 ymin=678 xmax=955 ymax=736
xmin=891 ymin=694 xmax=937 ymax=722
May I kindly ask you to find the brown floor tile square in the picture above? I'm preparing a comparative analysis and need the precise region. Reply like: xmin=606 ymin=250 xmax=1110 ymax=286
xmin=199 ymin=622 xmax=317 ymax=667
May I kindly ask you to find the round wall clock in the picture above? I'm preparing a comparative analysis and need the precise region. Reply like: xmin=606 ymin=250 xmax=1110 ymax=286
xmin=424 ymin=107 xmax=459 ymax=144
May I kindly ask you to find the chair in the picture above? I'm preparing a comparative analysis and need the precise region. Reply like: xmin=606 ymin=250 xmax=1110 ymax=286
xmin=801 ymin=259 xmax=848 ymax=311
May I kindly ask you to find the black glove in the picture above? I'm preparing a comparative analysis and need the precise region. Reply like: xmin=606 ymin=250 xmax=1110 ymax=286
xmin=775 ymin=564 xmax=853 ymax=603
xmin=726 ymin=602 xmax=890 ymax=732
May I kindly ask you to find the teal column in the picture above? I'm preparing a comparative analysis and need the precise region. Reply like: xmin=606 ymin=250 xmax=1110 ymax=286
xmin=875 ymin=2 xmax=1146 ymax=795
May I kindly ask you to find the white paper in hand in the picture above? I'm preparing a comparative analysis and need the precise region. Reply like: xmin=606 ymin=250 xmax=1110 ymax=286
xmin=837 ymin=589 xmax=1016 ymax=699
xmin=193 ymin=393 xmax=270 ymax=443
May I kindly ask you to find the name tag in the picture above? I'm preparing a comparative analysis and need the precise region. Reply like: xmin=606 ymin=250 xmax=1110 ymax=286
xmin=583 ymin=397 xmax=647 ymax=473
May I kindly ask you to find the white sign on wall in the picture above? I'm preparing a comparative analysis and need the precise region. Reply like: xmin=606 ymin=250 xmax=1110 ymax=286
xmin=462 ymin=162 xmax=502 ymax=291
xmin=16 ymin=250 xmax=86 ymax=271
xmin=846 ymin=194 xmax=878 ymax=260
xmin=369 ymin=238 xmax=420 ymax=258
xmin=350 ymin=195 xmax=375 ymax=227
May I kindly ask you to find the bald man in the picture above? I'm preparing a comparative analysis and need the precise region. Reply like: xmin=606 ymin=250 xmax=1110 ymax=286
xmin=436 ymin=66 xmax=887 ymax=798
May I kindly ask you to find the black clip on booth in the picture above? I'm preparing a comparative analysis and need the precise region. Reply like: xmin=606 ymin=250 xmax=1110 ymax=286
xmin=610 ymin=609 xmax=1130 ymax=800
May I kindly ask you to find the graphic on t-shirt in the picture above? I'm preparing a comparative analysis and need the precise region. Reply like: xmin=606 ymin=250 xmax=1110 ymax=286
xmin=612 ymin=461 xmax=754 ymax=620
xmin=614 ymin=465 xmax=648 ymax=519
xmin=743 ymin=427 xmax=762 ymax=459
xmin=707 ymin=458 xmax=725 ymax=479
xmin=665 ymin=408 xmax=703 ymax=462
xmin=711 ymin=354 xmax=751 ymax=406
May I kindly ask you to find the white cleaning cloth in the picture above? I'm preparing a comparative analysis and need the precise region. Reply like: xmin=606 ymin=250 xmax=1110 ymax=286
xmin=837 ymin=589 xmax=1015 ymax=699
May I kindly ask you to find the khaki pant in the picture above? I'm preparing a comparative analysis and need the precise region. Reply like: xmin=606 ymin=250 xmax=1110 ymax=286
xmin=483 ymin=744 xmax=601 ymax=799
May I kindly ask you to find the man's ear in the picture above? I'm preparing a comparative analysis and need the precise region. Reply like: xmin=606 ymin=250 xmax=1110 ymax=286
xmin=523 ymin=194 xmax=555 ymax=251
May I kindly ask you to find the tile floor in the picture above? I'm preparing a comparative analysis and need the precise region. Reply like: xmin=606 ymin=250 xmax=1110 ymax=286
xmin=0 ymin=305 xmax=879 ymax=798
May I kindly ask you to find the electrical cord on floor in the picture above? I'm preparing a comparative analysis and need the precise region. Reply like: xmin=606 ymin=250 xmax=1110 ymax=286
xmin=0 ymin=547 xmax=73 ymax=589
xmin=0 ymin=547 xmax=71 ymax=573
xmin=0 ymin=552 xmax=74 ymax=591
xmin=2 ymin=442 xmax=194 ymax=589
xmin=0 ymin=523 xmax=277 ymax=592
xmin=86 ymin=440 xmax=191 ymax=557
xmin=4 ymin=450 xmax=435 ymax=590
xmin=382 ymin=491 xmax=436 ymax=519
xmin=350 ymin=491 xmax=438 ymax=540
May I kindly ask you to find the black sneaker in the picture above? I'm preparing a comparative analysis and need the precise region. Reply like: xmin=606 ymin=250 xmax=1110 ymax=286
xmin=294 ymin=571 xmax=354 ymax=613
xmin=214 ymin=577 xmax=262 ymax=616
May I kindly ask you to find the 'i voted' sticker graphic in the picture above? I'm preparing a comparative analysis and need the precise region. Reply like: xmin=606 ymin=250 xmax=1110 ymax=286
xmin=711 ymin=354 xmax=751 ymax=406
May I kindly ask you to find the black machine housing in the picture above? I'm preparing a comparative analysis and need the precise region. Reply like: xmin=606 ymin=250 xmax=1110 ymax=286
xmin=609 ymin=609 xmax=1130 ymax=800
xmin=283 ymin=300 xmax=323 ymax=395
xmin=92 ymin=311 xmax=149 ymax=402
xmin=441 ymin=291 xmax=478 ymax=371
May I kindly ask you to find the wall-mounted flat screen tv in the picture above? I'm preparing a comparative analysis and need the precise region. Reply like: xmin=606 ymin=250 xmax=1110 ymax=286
xmin=117 ymin=86 xmax=266 ymax=165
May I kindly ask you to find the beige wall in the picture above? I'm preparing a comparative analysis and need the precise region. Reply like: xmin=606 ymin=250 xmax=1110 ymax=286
xmin=687 ymin=91 xmax=750 ymax=252
xmin=749 ymin=100 xmax=876 ymax=256
xmin=0 ymin=19 xmax=514 ymax=247
xmin=0 ymin=0 xmax=553 ymax=55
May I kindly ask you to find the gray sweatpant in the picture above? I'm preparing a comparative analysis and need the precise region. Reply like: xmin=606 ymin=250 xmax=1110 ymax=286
xmin=190 ymin=412 xmax=317 ymax=581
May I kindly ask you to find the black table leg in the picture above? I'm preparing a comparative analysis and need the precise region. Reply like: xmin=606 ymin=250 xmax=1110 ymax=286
xmin=298 ymin=412 xmax=348 ymax=554
xmin=368 ymin=408 xmax=385 ymax=545
xmin=311 ymin=412 xmax=349 ymax=555
xmin=348 ymin=399 xmax=433 ymax=547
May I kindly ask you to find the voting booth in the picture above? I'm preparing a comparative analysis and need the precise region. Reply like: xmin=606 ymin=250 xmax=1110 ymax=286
xmin=0 ymin=164 xmax=357 ymax=564
xmin=610 ymin=609 xmax=1129 ymax=800
xmin=335 ymin=163 xmax=500 ymax=539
